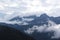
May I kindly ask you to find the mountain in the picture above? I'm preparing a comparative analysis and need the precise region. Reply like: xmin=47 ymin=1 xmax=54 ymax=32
xmin=29 ymin=14 xmax=49 ymax=25
xmin=1 ymin=13 xmax=60 ymax=40
xmin=50 ymin=17 xmax=60 ymax=24
xmin=28 ymin=14 xmax=60 ymax=25
xmin=9 ymin=13 xmax=60 ymax=25
xmin=9 ymin=16 xmax=22 ymax=21
xmin=0 ymin=23 xmax=35 ymax=40
xmin=9 ymin=14 xmax=49 ymax=25
xmin=0 ymin=20 xmax=60 ymax=40
xmin=40 ymin=14 xmax=49 ymax=18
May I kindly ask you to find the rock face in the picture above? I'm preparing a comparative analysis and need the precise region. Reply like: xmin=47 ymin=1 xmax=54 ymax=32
xmin=0 ymin=25 xmax=35 ymax=40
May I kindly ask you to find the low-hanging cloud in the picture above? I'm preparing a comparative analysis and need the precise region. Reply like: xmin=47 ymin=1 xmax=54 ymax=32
xmin=24 ymin=20 xmax=60 ymax=39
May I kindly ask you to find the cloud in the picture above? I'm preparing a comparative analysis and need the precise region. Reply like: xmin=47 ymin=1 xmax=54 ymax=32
xmin=0 ymin=0 xmax=60 ymax=20
xmin=22 ymin=18 xmax=34 ymax=22
xmin=24 ymin=20 xmax=60 ymax=39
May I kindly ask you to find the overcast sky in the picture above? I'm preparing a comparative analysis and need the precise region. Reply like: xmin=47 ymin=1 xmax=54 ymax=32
xmin=0 ymin=0 xmax=60 ymax=20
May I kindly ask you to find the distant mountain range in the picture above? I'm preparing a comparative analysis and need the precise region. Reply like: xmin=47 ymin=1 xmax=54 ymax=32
xmin=0 ymin=13 xmax=60 ymax=40
xmin=9 ymin=13 xmax=60 ymax=25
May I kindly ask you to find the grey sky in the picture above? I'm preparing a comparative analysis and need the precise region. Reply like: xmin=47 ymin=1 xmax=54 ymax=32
xmin=0 ymin=0 xmax=60 ymax=20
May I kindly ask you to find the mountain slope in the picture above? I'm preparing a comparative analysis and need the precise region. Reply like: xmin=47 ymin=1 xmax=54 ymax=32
xmin=0 ymin=24 xmax=35 ymax=40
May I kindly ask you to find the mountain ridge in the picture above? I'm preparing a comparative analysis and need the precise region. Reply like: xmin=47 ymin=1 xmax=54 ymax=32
xmin=0 ymin=13 xmax=60 ymax=40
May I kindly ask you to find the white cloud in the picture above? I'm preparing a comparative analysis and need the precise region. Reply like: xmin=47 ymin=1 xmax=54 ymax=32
xmin=22 ymin=18 xmax=34 ymax=22
xmin=0 ymin=0 xmax=60 ymax=20
xmin=24 ymin=20 xmax=60 ymax=39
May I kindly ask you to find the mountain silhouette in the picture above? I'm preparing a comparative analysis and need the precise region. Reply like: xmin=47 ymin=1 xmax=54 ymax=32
xmin=0 ymin=24 xmax=35 ymax=40
xmin=10 ymin=16 xmax=22 ymax=21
